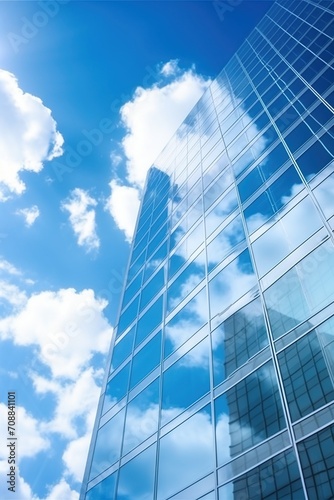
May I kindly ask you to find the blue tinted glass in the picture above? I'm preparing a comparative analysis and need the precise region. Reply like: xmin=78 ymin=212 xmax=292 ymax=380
xmin=117 ymin=295 xmax=139 ymax=337
xmin=164 ymin=287 xmax=207 ymax=358
xmin=130 ymin=331 xmax=161 ymax=388
xmin=265 ymin=240 xmax=334 ymax=339
xmin=117 ymin=444 xmax=156 ymax=500
xmin=238 ymin=167 xmax=264 ymax=203
xmin=212 ymin=298 xmax=268 ymax=386
xmin=135 ymin=296 xmax=163 ymax=347
xmin=209 ymin=249 xmax=256 ymax=320
xmin=103 ymin=362 xmax=130 ymax=414
xmin=297 ymin=139 xmax=333 ymax=181
xmin=205 ymin=188 xmax=238 ymax=237
xmin=298 ymin=424 xmax=334 ymax=499
xmin=218 ymin=449 xmax=303 ymax=499
xmin=111 ymin=327 xmax=135 ymax=372
xmin=278 ymin=329 xmax=334 ymax=421
xmin=123 ymin=379 xmax=159 ymax=455
xmin=215 ymin=361 xmax=286 ymax=464
xmin=162 ymin=338 xmax=210 ymax=424
xmin=253 ymin=196 xmax=322 ymax=277
xmin=122 ymin=271 xmax=142 ymax=309
xmin=89 ymin=408 xmax=125 ymax=480
xmin=167 ymin=252 xmax=205 ymax=314
xmin=244 ymin=164 xmax=304 ymax=235
xmin=140 ymin=268 xmax=164 ymax=312
xmin=207 ymin=215 xmax=246 ymax=273
xmin=158 ymin=405 xmax=214 ymax=500
xmin=86 ymin=472 xmax=116 ymax=500
xmin=144 ymin=240 xmax=167 ymax=282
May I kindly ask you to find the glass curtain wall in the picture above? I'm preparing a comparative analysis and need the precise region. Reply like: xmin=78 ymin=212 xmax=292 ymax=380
xmin=81 ymin=1 xmax=334 ymax=498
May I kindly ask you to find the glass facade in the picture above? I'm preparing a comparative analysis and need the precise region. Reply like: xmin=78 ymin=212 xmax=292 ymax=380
xmin=81 ymin=1 xmax=334 ymax=498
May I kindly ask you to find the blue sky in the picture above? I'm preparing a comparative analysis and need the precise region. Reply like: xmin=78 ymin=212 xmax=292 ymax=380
xmin=0 ymin=1 xmax=274 ymax=498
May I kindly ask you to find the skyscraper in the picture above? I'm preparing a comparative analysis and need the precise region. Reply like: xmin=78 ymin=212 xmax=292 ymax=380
xmin=81 ymin=1 xmax=334 ymax=498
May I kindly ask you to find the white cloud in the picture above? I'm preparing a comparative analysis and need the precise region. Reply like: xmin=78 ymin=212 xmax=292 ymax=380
xmin=0 ymin=404 xmax=49 ymax=460
xmin=105 ymin=180 xmax=141 ymax=242
xmin=110 ymin=151 xmax=122 ymax=167
xmin=120 ymin=67 xmax=210 ymax=188
xmin=33 ymin=367 xmax=103 ymax=440
xmin=62 ymin=431 xmax=92 ymax=483
xmin=61 ymin=188 xmax=100 ymax=252
xmin=16 ymin=205 xmax=40 ymax=227
xmin=0 ymin=69 xmax=63 ymax=200
xmin=0 ymin=461 xmax=39 ymax=500
xmin=160 ymin=59 xmax=180 ymax=77
xmin=45 ymin=480 xmax=79 ymax=500
xmin=107 ymin=62 xmax=211 ymax=241
xmin=0 ymin=280 xmax=27 ymax=308
xmin=0 ymin=258 xmax=21 ymax=276
xmin=0 ymin=288 xmax=112 ymax=379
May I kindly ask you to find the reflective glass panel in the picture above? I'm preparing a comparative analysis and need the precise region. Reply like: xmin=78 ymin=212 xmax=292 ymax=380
xmin=297 ymin=139 xmax=333 ymax=181
xmin=123 ymin=379 xmax=159 ymax=455
xmin=215 ymin=361 xmax=286 ymax=465
xmin=140 ymin=268 xmax=164 ymax=312
xmin=218 ymin=449 xmax=304 ymax=499
xmin=252 ymin=196 xmax=322 ymax=277
xmin=265 ymin=240 xmax=334 ymax=339
xmin=89 ymin=408 xmax=125 ymax=480
xmin=167 ymin=252 xmax=205 ymax=314
xmin=86 ymin=472 xmax=116 ymax=500
xmin=117 ymin=443 xmax=156 ymax=500
xmin=117 ymin=295 xmax=139 ymax=338
xmin=111 ymin=327 xmax=135 ymax=372
xmin=205 ymin=188 xmax=238 ymax=237
xmin=278 ymin=329 xmax=334 ymax=421
xmin=158 ymin=405 xmax=214 ymax=500
xmin=209 ymin=249 xmax=256 ymax=320
xmin=164 ymin=287 xmax=207 ymax=358
xmin=103 ymin=362 xmax=130 ymax=414
xmin=135 ymin=296 xmax=163 ymax=347
xmin=298 ymin=424 xmax=334 ymax=499
xmin=207 ymin=215 xmax=246 ymax=273
xmin=162 ymin=338 xmax=210 ymax=424
xmin=212 ymin=298 xmax=268 ymax=386
xmin=130 ymin=331 xmax=161 ymax=389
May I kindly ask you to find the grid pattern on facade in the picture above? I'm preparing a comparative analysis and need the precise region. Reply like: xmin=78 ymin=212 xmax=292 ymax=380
xmin=81 ymin=1 xmax=334 ymax=498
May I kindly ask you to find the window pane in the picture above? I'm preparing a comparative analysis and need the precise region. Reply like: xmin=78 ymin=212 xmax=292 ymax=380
xmin=158 ymin=405 xmax=214 ymax=500
xmin=218 ymin=449 xmax=304 ymax=500
xmin=278 ymin=329 xmax=334 ymax=421
xmin=86 ymin=472 xmax=116 ymax=500
xmin=117 ymin=443 xmax=156 ymax=500
xmin=209 ymin=249 xmax=257 ymax=321
xmin=89 ymin=408 xmax=125 ymax=480
xmin=140 ymin=268 xmax=164 ymax=312
xmin=111 ymin=327 xmax=135 ymax=372
xmin=135 ymin=296 xmax=163 ymax=347
xmin=164 ymin=287 xmax=207 ymax=358
xmin=212 ymin=298 xmax=268 ymax=386
xmin=162 ymin=338 xmax=210 ymax=425
xmin=208 ymin=215 xmax=246 ymax=273
xmin=215 ymin=361 xmax=286 ymax=465
xmin=130 ymin=332 xmax=161 ymax=389
xmin=265 ymin=240 xmax=334 ymax=339
xmin=252 ymin=196 xmax=322 ymax=277
xmin=103 ymin=362 xmax=130 ymax=414
xmin=298 ymin=424 xmax=334 ymax=499
xmin=123 ymin=380 xmax=159 ymax=455
xmin=167 ymin=252 xmax=205 ymax=314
